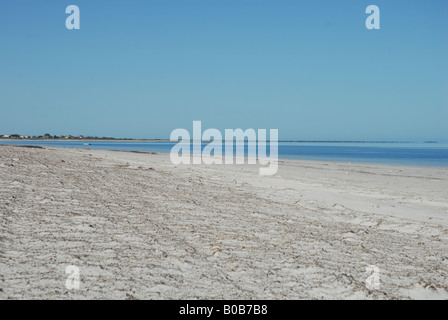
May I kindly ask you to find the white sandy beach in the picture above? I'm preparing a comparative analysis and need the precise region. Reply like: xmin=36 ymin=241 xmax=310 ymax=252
xmin=0 ymin=145 xmax=447 ymax=299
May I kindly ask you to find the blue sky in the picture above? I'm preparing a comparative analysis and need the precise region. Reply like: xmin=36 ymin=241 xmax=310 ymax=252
xmin=0 ymin=0 xmax=447 ymax=141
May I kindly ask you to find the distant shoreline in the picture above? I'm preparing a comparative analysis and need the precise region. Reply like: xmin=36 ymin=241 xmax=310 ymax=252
xmin=0 ymin=138 xmax=171 ymax=142
xmin=0 ymin=138 xmax=436 ymax=144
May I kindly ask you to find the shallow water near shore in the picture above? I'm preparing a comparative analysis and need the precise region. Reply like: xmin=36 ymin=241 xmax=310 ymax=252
xmin=1 ymin=140 xmax=448 ymax=168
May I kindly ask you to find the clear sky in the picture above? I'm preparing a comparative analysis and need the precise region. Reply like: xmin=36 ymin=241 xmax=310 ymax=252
xmin=0 ymin=0 xmax=447 ymax=141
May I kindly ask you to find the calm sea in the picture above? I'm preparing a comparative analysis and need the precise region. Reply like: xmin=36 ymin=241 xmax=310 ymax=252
xmin=2 ymin=140 xmax=448 ymax=168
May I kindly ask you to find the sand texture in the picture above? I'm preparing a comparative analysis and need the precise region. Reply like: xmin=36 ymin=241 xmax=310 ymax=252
xmin=0 ymin=145 xmax=447 ymax=299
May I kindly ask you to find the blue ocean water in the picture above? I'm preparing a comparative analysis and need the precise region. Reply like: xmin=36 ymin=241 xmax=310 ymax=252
xmin=1 ymin=140 xmax=448 ymax=168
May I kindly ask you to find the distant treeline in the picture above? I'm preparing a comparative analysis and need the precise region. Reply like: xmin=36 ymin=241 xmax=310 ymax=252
xmin=0 ymin=133 xmax=136 ymax=140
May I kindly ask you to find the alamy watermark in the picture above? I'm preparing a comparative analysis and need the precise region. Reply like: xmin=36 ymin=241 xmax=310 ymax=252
xmin=65 ymin=265 xmax=80 ymax=290
xmin=64 ymin=4 xmax=380 ymax=31
xmin=170 ymin=121 xmax=278 ymax=176
xmin=365 ymin=265 xmax=380 ymax=290
xmin=65 ymin=5 xmax=80 ymax=30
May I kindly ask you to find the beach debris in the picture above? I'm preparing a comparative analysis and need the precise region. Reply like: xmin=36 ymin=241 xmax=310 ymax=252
xmin=15 ymin=145 xmax=44 ymax=149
